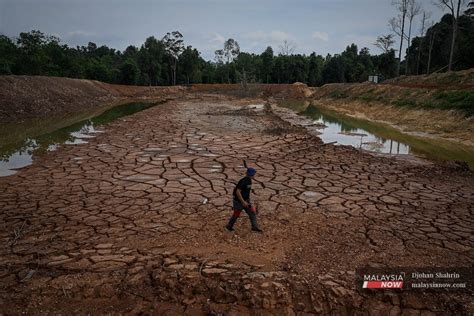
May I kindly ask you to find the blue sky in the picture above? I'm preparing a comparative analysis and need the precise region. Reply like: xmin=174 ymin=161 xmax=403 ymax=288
xmin=0 ymin=0 xmax=444 ymax=61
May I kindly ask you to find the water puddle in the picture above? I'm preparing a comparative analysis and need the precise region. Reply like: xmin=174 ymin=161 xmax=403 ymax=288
xmin=0 ymin=101 xmax=161 ymax=177
xmin=304 ymin=105 xmax=411 ymax=154
xmin=278 ymin=100 xmax=474 ymax=169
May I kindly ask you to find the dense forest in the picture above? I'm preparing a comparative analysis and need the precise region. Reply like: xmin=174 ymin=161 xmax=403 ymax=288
xmin=0 ymin=12 xmax=472 ymax=87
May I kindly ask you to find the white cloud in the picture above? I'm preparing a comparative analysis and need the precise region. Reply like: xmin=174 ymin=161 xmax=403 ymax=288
xmin=243 ymin=30 xmax=292 ymax=47
xmin=312 ymin=31 xmax=329 ymax=42
xmin=269 ymin=30 xmax=290 ymax=42
xmin=208 ymin=32 xmax=225 ymax=49
xmin=244 ymin=30 xmax=267 ymax=41
xmin=212 ymin=33 xmax=225 ymax=43
xmin=66 ymin=30 xmax=96 ymax=37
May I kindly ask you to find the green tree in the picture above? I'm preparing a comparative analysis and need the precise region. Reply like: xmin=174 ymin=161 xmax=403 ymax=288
xmin=307 ymin=52 xmax=323 ymax=86
xmin=162 ymin=31 xmax=184 ymax=85
xmin=0 ymin=35 xmax=18 ymax=74
xmin=235 ymin=52 xmax=258 ymax=85
xmin=323 ymin=54 xmax=346 ymax=83
xmin=215 ymin=38 xmax=240 ymax=64
xmin=372 ymin=49 xmax=397 ymax=78
xmin=120 ymin=59 xmax=140 ymax=85
xmin=178 ymin=46 xmax=201 ymax=84
xmin=85 ymin=59 xmax=111 ymax=82
xmin=16 ymin=30 xmax=55 ymax=74
xmin=138 ymin=36 xmax=164 ymax=85
xmin=260 ymin=46 xmax=274 ymax=83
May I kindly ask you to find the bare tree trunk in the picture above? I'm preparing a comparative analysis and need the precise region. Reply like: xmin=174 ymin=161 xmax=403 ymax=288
xmin=416 ymin=11 xmax=428 ymax=75
xmin=172 ymin=60 xmax=177 ymax=85
xmin=405 ymin=0 xmax=421 ymax=75
xmin=448 ymin=1 xmax=462 ymax=71
xmin=448 ymin=8 xmax=456 ymax=72
xmin=441 ymin=0 xmax=463 ymax=71
xmin=242 ymin=67 xmax=248 ymax=89
xmin=416 ymin=37 xmax=424 ymax=75
xmin=395 ymin=1 xmax=408 ymax=77
xmin=427 ymin=30 xmax=436 ymax=74
xmin=397 ymin=18 xmax=405 ymax=77
xmin=405 ymin=19 xmax=413 ymax=75
xmin=448 ymin=24 xmax=456 ymax=71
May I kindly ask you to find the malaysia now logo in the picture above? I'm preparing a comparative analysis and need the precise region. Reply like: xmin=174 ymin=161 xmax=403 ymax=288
xmin=362 ymin=273 xmax=405 ymax=289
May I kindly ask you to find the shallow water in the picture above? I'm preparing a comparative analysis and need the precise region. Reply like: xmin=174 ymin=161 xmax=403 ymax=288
xmin=278 ymin=100 xmax=474 ymax=169
xmin=0 ymin=101 xmax=160 ymax=176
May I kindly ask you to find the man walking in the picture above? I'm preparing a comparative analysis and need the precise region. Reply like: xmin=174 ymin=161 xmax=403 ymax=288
xmin=225 ymin=167 xmax=263 ymax=233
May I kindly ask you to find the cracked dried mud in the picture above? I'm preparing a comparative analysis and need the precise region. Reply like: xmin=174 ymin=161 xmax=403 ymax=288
xmin=1 ymin=94 xmax=473 ymax=315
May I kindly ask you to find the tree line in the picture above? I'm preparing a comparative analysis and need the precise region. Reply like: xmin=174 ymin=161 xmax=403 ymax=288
xmin=0 ymin=2 xmax=472 ymax=86
xmin=384 ymin=0 xmax=473 ymax=76
xmin=0 ymin=30 xmax=398 ymax=86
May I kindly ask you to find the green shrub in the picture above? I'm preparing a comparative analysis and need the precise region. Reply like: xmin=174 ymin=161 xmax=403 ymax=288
xmin=329 ymin=90 xmax=349 ymax=99
xmin=392 ymin=98 xmax=417 ymax=107
xmin=432 ymin=90 xmax=474 ymax=116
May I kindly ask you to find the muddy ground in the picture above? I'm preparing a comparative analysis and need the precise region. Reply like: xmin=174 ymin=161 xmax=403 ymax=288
xmin=0 ymin=93 xmax=473 ymax=315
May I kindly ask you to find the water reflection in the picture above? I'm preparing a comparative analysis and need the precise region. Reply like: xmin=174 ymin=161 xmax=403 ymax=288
xmin=0 ymin=121 xmax=101 ymax=176
xmin=278 ymin=100 xmax=474 ymax=169
xmin=0 ymin=101 xmax=159 ymax=177
xmin=304 ymin=105 xmax=411 ymax=155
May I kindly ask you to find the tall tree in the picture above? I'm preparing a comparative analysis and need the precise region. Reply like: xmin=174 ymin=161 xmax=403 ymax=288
xmin=426 ymin=21 xmax=438 ymax=74
xmin=465 ymin=1 xmax=474 ymax=16
xmin=162 ymin=31 xmax=184 ymax=85
xmin=215 ymin=38 xmax=240 ymax=64
xmin=215 ymin=38 xmax=240 ymax=83
xmin=178 ymin=46 xmax=201 ymax=84
xmin=120 ymin=59 xmax=140 ymax=85
xmin=416 ymin=11 xmax=430 ymax=74
xmin=138 ymin=36 xmax=164 ymax=85
xmin=390 ymin=0 xmax=409 ymax=76
xmin=405 ymin=0 xmax=422 ymax=75
xmin=235 ymin=52 xmax=257 ymax=86
xmin=374 ymin=34 xmax=395 ymax=53
xmin=0 ymin=35 xmax=19 ymax=74
xmin=16 ymin=30 xmax=58 ymax=74
xmin=260 ymin=46 xmax=274 ymax=83
xmin=278 ymin=40 xmax=296 ymax=56
xmin=437 ymin=0 xmax=467 ymax=71
xmin=307 ymin=52 xmax=324 ymax=86
xmin=322 ymin=55 xmax=346 ymax=83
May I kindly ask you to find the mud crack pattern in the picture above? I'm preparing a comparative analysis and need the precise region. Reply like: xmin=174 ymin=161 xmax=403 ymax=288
xmin=1 ymin=96 xmax=473 ymax=314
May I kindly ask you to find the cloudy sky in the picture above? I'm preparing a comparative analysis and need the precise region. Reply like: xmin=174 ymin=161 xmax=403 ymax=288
xmin=0 ymin=0 xmax=443 ymax=61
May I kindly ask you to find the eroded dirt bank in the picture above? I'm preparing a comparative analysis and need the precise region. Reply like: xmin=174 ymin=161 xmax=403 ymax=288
xmin=311 ymin=69 xmax=474 ymax=146
xmin=0 ymin=76 xmax=184 ymax=122
xmin=0 ymin=76 xmax=314 ymax=123
xmin=0 ymin=93 xmax=473 ymax=314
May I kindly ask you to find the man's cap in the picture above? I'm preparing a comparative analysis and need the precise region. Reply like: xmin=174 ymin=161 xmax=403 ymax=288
xmin=246 ymin=168 xmax=256 ymax=176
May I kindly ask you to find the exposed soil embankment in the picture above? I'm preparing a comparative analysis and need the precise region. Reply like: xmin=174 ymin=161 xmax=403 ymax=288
xmin=311 ymin=69 xmax=474 ymax=146
xmin=190 ymin=82 xmax=315 ymax=99
xmin=0 ymin=76 xmax=315 ymax=123
xmin=384 ymin=68 xmax=474 ymax=89
xmin=0 ymin=76 xmax=184 ymax=122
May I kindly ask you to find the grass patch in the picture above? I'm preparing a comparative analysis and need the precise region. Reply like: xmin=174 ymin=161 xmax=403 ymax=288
xmin=437 ymin=72 xmax=460 ymax=85
xmin=431 ymin=90 xmax=474 ymax=117
xmin=365 ymin=87 xmax=376 ymax=94
xmin=390 ymin=90 xmax=474 ymax=117
xmin=358 ymin=93 xmax=377 ymax=102
xmin=392 ymin=97 xmax=418 ymax=107
xmin=329 ymin=90 xmax=349 ymax=99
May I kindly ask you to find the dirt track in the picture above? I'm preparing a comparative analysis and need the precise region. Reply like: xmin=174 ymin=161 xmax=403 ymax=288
xmin=1 ymin=94 xmax=473 ymax=314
